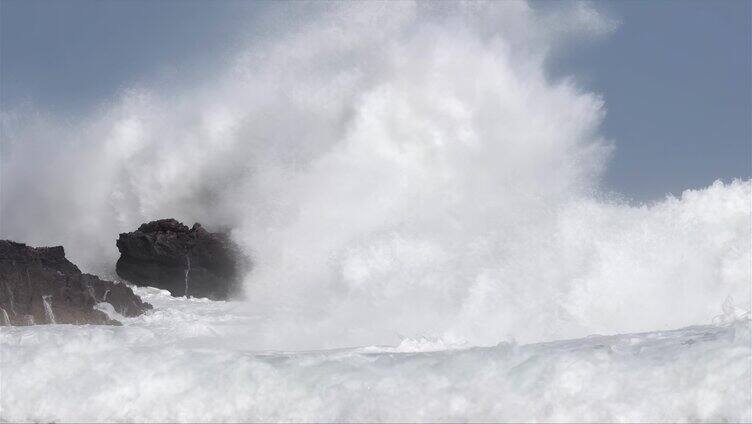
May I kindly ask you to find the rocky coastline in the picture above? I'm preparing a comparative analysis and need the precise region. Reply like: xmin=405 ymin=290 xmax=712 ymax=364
xmin=0 ymin=240 xmax=151 ymax=325
xmin=0 ymin=218 xmax=246 ymax=326
xmin=116 ymin=219 xmax=246 ymax=300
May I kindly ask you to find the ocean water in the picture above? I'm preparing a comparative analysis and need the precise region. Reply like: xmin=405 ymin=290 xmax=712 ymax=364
xmin=3 ymin=2 xmax=749 ymax=349
xmin=1 ymin=3 xmax=750 ymax=421
xmin=1 ymin=287 xmax=750 ymax=423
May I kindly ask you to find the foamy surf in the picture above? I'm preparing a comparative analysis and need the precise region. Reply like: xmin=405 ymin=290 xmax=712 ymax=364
xmin=1 ymin=287 xmax=749 ymax=422
xmin=1 ymin=2 xmax=749 ymax=421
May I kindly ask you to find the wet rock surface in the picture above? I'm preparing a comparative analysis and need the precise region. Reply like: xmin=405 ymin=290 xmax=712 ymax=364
xmin=0 ymin=240 xmax=152 ymax=326
xmin=116 ymin=219 xmax=246 ymax=300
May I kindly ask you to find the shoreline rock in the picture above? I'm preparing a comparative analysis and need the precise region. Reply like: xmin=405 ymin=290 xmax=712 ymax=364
xmin=116 ymin=219 xmax=246 ymax=300
xmin=0 ymin=240 xmax=152 ymax=326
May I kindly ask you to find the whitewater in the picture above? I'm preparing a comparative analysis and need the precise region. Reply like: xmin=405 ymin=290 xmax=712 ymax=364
xmin=0 ymin=287 xmax=749 ymax=422
xmin=1 ymin=2 xmax=751 ymax=421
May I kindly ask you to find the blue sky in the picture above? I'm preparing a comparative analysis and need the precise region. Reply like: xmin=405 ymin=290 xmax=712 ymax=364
xmin=1 ymin=0 xmax=749 ymax=202
xmin=549 ymin=0 xmax=750 ymax=201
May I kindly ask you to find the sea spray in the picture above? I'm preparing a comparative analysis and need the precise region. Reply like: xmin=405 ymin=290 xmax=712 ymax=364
xmin=0 ymin=2 xmax=748 ymax=348
xmin=0 ymin=3 xmax=748 ymax=421
xmin=0 ymin=288 xmax=749 ymax=422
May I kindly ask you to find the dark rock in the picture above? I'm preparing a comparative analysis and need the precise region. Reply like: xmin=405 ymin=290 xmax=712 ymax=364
xmin=0 ymin=240 xmax=152 ymax=326
xmin=116 ymin=219 xmax=246 ymax=300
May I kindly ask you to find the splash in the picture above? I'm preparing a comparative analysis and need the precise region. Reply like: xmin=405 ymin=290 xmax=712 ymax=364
xmin=0 ymin=2 xmax=749 ymax=349
xmin=713 ymin=296 xmax=751 ymax=325
xmin=1 ymin=288 xmax=750 ymax=422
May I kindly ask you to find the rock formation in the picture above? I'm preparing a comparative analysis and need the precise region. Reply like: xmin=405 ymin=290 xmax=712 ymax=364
xmin=0 ymin=240 xmax=152 ymax=326
xmin=116 ymin=219 xmax=245 ymax=300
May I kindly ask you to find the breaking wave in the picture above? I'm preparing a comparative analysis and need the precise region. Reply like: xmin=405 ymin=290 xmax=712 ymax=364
xmin=1 ymin=288 xmax=750 ymax=422
xmin=1 ymin=2 xmax=749 ymax=352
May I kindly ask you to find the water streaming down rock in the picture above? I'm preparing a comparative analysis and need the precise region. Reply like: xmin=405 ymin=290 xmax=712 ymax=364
xmin=41 ymin=295 xmax=56 ymax=324
xmin=184 ymin=255 xmax=191 ymax=298
xmin=0 ymin=307 xmax=9 ymax=325
xmin=0 ymin=1 xmax=750 ymax=346
xmin=87 ymin=286 xmax=97 ymax=302
xmin=5 ymin=284 xmax=16 ymax=317
xmin=116 ymin=219 xmax=246 ymax=300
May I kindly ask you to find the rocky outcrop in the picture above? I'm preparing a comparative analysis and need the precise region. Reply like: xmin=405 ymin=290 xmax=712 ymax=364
xmin=116 ymin=219 xmax=246 ymax=300
xmin=0 ymin=240 xmax=152 ymax=326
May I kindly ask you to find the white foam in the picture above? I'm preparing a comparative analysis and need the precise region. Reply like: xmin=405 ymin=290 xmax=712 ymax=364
xmin=1 ymin=290 xmax=749 ymax=422
xmin=1 ymin=3 xmax=747 ymax=350
xmin=94 ymin=302 xmax=127 ymax=323
xmin=0 ymin=5 xmax=749 ymax=420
